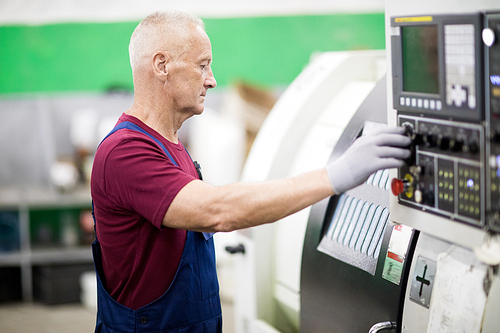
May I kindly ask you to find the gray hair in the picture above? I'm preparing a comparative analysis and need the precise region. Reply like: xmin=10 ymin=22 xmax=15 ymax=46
xmin=129 ymin=11 xmax=205 ymax=72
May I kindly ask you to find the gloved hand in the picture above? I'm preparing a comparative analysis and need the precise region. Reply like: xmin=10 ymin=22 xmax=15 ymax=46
xmin=326 ymin=126 xmax=411 ymax=194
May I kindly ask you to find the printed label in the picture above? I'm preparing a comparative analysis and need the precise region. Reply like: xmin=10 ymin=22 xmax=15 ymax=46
xmin=382 ymin=224 xmax=413 ymax=285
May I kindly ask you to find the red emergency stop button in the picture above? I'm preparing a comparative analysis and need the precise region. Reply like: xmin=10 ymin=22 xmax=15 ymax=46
xmin=391 ymin=178 xmax=405 ymax=196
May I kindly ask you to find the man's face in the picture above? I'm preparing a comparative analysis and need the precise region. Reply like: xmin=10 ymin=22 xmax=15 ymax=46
xmin=167 ymin=26 xmax=216 ymax=116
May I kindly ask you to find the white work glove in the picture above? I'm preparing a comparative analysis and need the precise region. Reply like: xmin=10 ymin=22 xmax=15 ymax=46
xmin=326 ymin=126 xmax=411 ymax=194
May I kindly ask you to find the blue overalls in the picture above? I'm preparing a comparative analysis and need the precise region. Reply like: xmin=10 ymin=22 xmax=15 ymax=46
xmin=92 ymin=121 xmax=222 ymax=332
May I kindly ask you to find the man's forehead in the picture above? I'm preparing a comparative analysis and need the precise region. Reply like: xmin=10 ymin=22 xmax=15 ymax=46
xmin=181 ymin=27 xmax=212 ymax=60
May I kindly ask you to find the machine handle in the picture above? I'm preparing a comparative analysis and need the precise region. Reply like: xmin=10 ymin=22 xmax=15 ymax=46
xmin=368 ymin=321 xmax=396 ymax=333
xmin=225 ymin=244 xmax=245 ymax=254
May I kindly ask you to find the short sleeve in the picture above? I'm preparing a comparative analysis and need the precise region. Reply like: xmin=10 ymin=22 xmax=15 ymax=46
xmin=101 ymin=133 xmax=197 ymax=229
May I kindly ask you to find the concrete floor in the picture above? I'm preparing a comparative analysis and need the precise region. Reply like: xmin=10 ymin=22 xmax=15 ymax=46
xmin=0 ymin=299 xmax=234 ymax=333
xmin=0 ymin=302 xmax=95 ymax=333
xmin=0 ymin=249 xmax=237 ymax=332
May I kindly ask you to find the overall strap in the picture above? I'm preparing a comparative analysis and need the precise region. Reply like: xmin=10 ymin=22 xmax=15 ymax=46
xmin=101 ymin=121 xmax=178 ymax=167
xmin=95 ymin=120 xmax=213 ymax=240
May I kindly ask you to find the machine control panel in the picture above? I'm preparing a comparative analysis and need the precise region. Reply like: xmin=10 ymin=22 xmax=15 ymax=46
xmin=393 ymin=116 xmax=484 ymax=226
xmin=390 ymin=12 xmax=500 ymax=232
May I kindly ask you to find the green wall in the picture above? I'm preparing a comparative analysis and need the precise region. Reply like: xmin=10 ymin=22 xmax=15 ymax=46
xmin=0 ymin=13 xmax=385 ymax=95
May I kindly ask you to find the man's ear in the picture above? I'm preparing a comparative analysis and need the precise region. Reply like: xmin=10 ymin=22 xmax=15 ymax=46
xmin=153 ymin=52 xmax=169 ymax=81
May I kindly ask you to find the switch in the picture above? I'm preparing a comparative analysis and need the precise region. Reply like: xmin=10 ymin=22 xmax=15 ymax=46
xmin=450 ymin=138 xmax=464 ymax=152
xmin=391 ymin=178 xmax=406 ymax=196
xmin=438 ymin=135 xmax=451 ymax=150
xmin=391 ymin=174 xmax=414 ymax=198
xmin=415 ymin=190 xmax=423 ymax=203
xmin=492 ymin=130 xmax=500 ymax=143
xmin=469 ymin=140 xmax=479 ymax=154
xmin=413 ymin=133 xmax=425 ymax=146
xmin=403 ymin=122 xmax=414 ymax=137
xmin=409 ymin=165 xmax=425 ymax=176
xmin=424 ymin=133 xmax=438 ymax=148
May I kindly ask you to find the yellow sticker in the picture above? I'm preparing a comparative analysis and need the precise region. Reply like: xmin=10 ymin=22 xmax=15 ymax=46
xmin=395 ymin=16 xmax=433 ymax=23
xmin=404 ymin=173 xmax=414 ymax=199
xmin=492 ymin=87 xmax=500 ymax=97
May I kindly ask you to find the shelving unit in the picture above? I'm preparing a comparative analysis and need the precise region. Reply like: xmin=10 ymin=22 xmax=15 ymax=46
xmin=0 ymin=186 xmax=93 ymax=302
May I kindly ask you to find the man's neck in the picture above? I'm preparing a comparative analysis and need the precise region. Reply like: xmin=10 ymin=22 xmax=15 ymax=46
xmin=126 ymin=101 xmax=180 ymax=144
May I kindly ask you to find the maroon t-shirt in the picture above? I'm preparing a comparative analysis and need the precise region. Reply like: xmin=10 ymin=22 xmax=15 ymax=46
xmin=91 ymin=113 xmax=198 ymax=310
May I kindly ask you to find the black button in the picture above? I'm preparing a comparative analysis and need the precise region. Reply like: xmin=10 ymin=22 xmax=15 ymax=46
xmin=469 ymin=141 xmax=479 ymax=154
xmin=139 ymin=316 xmax=148 ymax=324
xmin=413 ymin=133 xmax=424 ymax=146
xmin=424 ymin=133 xmax=438 ymax=148
xmin=451 ymin=138 xmax=464 ymax=152
xmin=438 ymin=135 xmax=450 ymax=150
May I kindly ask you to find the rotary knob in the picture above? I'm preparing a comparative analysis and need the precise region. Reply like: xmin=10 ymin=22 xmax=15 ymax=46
xmin=469 ymin=140 xmax=479 ymax=154
xmin=492 ymin=130 xmax=500 ymax=143
xmin=438 ymin=135 xmax=451 ymax=150
xmin=424 ymin=133 xmax=438 ymax=148
xmin=450 ymin=138 xmax=464 ymax=152
xmin=413 ymin=133 xmax=425 ymax=146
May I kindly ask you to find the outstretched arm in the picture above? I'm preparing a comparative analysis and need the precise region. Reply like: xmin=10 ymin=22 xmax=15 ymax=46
xmin=163 ymin=126 xmax=411 ymax=232
xmin=163 ymin=168 xmax=332 ymax=232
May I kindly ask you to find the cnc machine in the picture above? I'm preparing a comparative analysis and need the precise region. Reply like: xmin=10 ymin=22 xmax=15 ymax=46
xmin=303 ymin=1 xmax=500 ymax=332
xmin=232 ymin=1 xmax=500 ymax=332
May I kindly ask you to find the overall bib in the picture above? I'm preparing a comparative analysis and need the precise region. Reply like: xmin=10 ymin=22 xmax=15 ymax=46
xmin=92 ymin=121 xmax=222 ymax=332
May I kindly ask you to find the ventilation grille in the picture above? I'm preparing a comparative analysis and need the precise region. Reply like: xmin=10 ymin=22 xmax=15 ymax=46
xmin=325 ymin=194 xmax=389 ymax=259
xmin=366 ymin=169 xmax=390 ymax=190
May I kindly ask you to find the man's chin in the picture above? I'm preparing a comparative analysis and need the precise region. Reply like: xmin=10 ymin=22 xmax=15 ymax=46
xmin=193 ymin=105 xmax=205 ymax=115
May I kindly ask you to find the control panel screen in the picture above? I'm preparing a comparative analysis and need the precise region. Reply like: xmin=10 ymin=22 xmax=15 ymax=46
xmin=391 ymin=13 xmax=491 ymax=230
xmin=391 ymin=13 xmax=483 ymax=122
xmin=402 ymin=25 xmax=439 ymax=94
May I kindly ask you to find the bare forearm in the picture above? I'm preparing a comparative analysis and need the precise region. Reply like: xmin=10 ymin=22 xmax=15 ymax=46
xmin=163 ymin=168 xmax=333 ymax=232
xmin=215 ymin=169 xmax=333 ymax=230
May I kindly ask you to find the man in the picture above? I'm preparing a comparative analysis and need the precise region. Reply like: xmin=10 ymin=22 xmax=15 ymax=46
xmin=91 ymin=10 xmax=411 ymax=333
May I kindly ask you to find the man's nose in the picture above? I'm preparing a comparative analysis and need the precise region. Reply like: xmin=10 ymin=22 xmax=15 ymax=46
xmin=205 ymin=69 xmax=217 ymax=89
